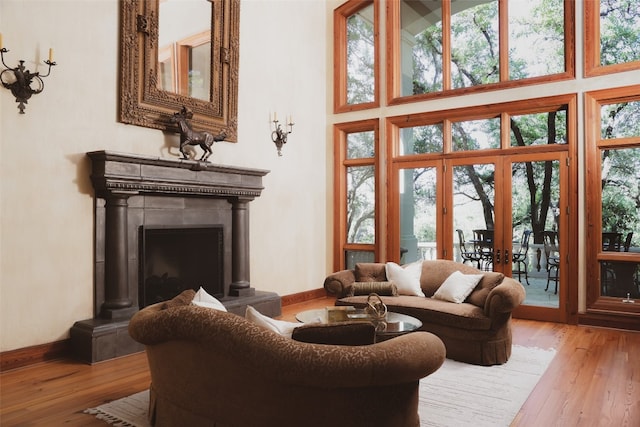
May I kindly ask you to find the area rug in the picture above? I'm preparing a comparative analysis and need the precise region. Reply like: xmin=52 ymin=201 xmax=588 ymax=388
xmin=84 ymin=390 xmax=149 ymax=427
xmin=85 ymin=345 xmax=555 ymax=427
xmin=418 ymin=345 xmax=556 ymax=426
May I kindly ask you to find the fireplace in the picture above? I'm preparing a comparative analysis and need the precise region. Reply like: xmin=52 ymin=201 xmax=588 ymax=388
xmin=70 ymin=151 xmax=281 ymax=364
xmin=140 ymin=225 xmax=224 ymax=307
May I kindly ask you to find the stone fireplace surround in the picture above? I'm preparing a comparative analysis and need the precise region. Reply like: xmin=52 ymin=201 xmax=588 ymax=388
xmin=70 ymin=151 xmax=281 ymax=363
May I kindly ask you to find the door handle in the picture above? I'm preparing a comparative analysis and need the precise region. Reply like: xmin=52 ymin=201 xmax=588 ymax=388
xmin=495 ymin=249 xmax=501 ymax=264
xmin=504 ymin=249 xmax=509 ymax=264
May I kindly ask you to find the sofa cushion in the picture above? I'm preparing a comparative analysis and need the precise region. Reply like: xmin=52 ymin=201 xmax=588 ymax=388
xmin=354 ymin=263 xmax=387 ymax=282
xmin=432 ymin=271 xmax=483 ymax=303
xmin=348 ymin=281 xmax=398 ymax=297
xmin=385 ymin=261 xmax=425 ymax=296
xmin=292 ymin=322 xmax=376 ymax=346
xmin=245 ymin=305 xmax=301 ymax=338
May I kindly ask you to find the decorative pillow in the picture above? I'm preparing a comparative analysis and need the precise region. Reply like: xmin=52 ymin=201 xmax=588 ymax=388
xmin=432 ymin=271 xmax=483 ymax=303
xmin=354 ymin=263 xmax=387 ymax=282
xmin=245 ymin=305 xmax=301 ymax=338
xmin=466 ymin=272 xmax=504 ymax=307
xmin=292 ymin=322 xmax=376 ymax=346
xmin=348 ymin=281 xmax=398 ymax=297
xmin=385 ymin=261 xmax=425 ymax=297
xmin=192 ymin=287 xmax=227 ymax=311
xmin=160 ymin=289 xmax=196 ymax=310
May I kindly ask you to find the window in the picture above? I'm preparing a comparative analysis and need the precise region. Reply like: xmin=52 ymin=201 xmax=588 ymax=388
xmin=386 ymin=96 xmax=575 ymax=319
xmin=334 ymin=120 xmax=380 ymax=269
xmin=585 ymin=85 xmax=640 ymax=313
xmin=451 ymin=117 xmax=500 ymax=152
xmin=387 ymin=0 xmax=573 ymax=104
xmin=332 ymin=0 xmax=638 ymax=325
xmin=334 ymin=0 xmax=379 ymax=112
xmin=584 ymin=0 xmax=640 ymax=77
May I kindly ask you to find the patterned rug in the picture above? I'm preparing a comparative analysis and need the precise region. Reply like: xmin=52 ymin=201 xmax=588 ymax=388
xmin=85 ymin=345 xmax=555 ymax=427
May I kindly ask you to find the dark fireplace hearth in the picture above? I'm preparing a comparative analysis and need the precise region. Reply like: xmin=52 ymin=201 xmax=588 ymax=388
xmin=70 ymin=151 xmax=281 ymax=364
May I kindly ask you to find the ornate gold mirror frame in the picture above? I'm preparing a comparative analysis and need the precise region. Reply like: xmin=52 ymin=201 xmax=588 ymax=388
xmin=119 ymin=0 xmax=239 ymax=141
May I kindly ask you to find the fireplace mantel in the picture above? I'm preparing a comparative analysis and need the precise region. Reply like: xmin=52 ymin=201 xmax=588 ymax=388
xmin=88 ymin=150 xmax=268 ymax=199
xmin=71 ymin=151 xmax=280 ymax=364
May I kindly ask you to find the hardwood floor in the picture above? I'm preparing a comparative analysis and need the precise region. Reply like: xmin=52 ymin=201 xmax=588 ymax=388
xmin=1 ymin=296 xmax=638 ymax=426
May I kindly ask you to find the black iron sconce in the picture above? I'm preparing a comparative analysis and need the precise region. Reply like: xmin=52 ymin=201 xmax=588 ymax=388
xmin=270 ymin=113 xmax=294 ymax=156
xmin=0 ymin=35 xmax=57 ymax=114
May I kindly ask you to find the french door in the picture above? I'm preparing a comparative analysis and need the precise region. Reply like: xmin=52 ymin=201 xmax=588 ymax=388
xmin=393 ymin=151 xmax=570 ymax=323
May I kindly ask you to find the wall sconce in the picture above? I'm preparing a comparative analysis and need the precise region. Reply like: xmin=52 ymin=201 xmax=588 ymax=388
xmin=0 ymin=35 xmax=57 ymax=114
xmin=270 ymin=113 xmax=294 ymax=156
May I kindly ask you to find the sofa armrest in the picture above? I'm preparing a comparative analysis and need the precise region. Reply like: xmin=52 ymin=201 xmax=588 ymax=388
xmin=483 ymin=277 xmax=526 ymax=318
xmin=323 ymin=269 xmax=356 ymax=297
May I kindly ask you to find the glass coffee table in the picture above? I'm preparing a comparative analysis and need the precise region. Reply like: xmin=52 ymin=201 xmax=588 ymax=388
xmin=296 ymin=307 xmax=422 ymax=339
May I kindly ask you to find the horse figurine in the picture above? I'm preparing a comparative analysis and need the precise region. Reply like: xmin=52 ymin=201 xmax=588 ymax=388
xmin=171 ymin=106 xmax=226 ymax=162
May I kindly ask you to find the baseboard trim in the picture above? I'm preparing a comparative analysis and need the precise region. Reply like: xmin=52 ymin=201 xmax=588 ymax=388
xmin=280 ymin=288 xmax=328 ymax=307
xmin=1 ymin=340 xmax=71 ymax=372
xmin=579 ymin=312 xmax=640 ymax=331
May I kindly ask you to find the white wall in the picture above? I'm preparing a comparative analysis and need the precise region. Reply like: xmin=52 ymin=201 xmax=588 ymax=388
xmin=0 ymin=0 xmax=328 ymax=352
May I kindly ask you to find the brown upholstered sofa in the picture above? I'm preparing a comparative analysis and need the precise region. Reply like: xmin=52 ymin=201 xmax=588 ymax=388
xmin=128 ymin=291 xmax=446 ymax=427
xmin=324 ymin=259 xmax=526 ymax=366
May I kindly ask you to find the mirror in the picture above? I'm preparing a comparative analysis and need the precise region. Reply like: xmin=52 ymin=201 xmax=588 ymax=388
xmin=119 ymin=0 xmax=239 ymax=141
xmin=158 ymin=0 xmax=211 ymax=100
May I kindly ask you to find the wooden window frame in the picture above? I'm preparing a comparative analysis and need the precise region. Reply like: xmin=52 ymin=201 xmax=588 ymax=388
xmin=584 ymin=0 xmax=640 ymax=77
xmin=584 ymin=85 xmax=640 ymax=317
xmin=385 ymin=0 xmax=575 ymax=106
xmin=334 ymin=0 xmax=380 ymax=113
xmin=333 ymin=119 xmax=381 ymax=271
xmin=384 ymin=94 xmax=578 ymax=322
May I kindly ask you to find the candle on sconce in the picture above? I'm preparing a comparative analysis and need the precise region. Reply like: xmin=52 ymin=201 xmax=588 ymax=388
xmin=274 ymin=112 xmax=278 ymax=122
xmin=0 ymin=33 xmax=4 ymax=50
xmin=48 ymin=48 xmax=54 ymax=62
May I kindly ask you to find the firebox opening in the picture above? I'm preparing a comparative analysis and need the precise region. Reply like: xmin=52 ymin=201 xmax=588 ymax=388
xmin=139 ymin=225 xmax=224 ymax=308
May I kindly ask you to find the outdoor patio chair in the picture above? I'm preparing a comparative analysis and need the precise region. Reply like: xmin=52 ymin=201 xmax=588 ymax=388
xmin=512 ymin=230 xmax=532 ymax=285
xmin=602 ymin=232 xmax=623 ymax=251
xmin=473 ymin=229 xmax=494 ymax=271
xmin=456 ymin=229 xmax=482 ymax=269
xmin=623 ymin=232 xmax=633 ymax=252
xmin=543 ymin=231 xmax=560 ymax=294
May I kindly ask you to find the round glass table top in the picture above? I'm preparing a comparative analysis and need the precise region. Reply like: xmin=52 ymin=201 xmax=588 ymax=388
xmin=296 ymin=307 xmax=422 ymax=336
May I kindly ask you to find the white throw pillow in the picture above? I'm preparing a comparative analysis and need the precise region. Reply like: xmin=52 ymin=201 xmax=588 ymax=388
xmin=432 ymin=271 xmax=483 ymax=303
xmin=245 ymin=305 xmax=300 ymax=338
xmin=192 ymin=287 xmax=227 ymax=311
xmin=385 ymin=261 xmax=425 ymax=297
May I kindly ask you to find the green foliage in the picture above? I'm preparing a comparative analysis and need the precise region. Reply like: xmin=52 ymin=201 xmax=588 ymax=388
xmin=601 ymin=147 xmax=640 ymax=236
xmin=600 ymin=0 xmax=640 ymax=65
xmin=346 ymin=11 xmax=375 ymax=104
xmin=450 ymin=2 xmax=499 ymax=87
xmin=346 ymin=165 xmax=375 ymax=243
